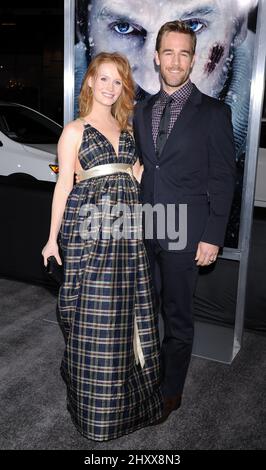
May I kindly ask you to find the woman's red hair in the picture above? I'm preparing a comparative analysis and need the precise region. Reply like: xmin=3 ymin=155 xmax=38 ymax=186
xmin=78 ymin=52 xmax=135 ymax=130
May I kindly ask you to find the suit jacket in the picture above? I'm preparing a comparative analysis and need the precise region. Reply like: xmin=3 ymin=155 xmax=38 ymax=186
xmin=133 ymin=85 xmax=236 ymax=252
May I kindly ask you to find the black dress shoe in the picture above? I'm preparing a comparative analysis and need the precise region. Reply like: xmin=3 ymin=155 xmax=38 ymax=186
xmin=150 ymin=394 xmax=182 ymax=425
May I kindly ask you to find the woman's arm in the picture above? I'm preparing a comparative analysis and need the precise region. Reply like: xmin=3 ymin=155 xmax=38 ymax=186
xmin=133 ymin=158 xmax=143 ymax=183
xmin=42 ymin=122 xmax=81 ymax=266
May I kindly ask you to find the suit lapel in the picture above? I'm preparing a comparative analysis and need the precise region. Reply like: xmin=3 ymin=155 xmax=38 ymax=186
xmin=142 ymin=93 xmax=159 ymax=161
xmin=161 ymin=85 xmax=203 ymax=158
xmin=140 ymin=86 xmax=203 ymax=160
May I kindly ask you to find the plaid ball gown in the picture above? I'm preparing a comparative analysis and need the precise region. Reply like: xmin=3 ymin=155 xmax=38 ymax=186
xmin=58 ymin=123 xmax=163 ymax=441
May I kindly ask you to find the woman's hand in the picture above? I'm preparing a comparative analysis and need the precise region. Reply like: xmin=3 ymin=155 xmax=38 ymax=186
xmin=133 ymin=159 xmax=143 ymax=183
xmin=42 ymin=240 xmax=62 ymax=267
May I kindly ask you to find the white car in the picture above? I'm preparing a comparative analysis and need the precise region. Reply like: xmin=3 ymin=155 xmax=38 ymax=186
xmin=254 ymin=118 xmax=266 ymax=207
xmin=0 ymin=102 xmax=62 ymax=182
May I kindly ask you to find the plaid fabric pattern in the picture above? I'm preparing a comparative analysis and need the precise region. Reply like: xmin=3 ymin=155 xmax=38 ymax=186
xmin=58 ymin=123 xmax=163 ymax=441
xmin=152 ymin=80 xmax=193 ymax=147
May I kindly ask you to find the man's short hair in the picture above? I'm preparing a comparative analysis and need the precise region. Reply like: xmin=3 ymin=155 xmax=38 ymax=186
xmin=156 ymin=20 xmax=197 ymax=55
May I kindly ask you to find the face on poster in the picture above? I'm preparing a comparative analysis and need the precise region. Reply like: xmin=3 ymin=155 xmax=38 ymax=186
xmin=75 ymin=0 xmax=259 ymax=247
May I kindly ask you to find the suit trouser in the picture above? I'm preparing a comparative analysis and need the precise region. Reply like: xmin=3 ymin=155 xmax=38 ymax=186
xmin=145 ymin=238 xmax=199 ymax=398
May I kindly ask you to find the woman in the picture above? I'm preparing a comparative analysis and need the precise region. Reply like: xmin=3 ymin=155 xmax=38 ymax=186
xmin=42 ymin=52 xmax=163 ymax=441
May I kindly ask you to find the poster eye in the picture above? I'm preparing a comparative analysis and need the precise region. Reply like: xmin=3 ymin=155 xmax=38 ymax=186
xmin=183 ymin=19 xmax=206 ymax=33
xmin=109 ymin=21 xmax=146 ymax=39
xmin=113 ymin=22 xmax=134 ymax=34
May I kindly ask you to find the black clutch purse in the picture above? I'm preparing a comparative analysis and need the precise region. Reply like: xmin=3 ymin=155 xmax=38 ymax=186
xmin=46 ymin=256 xmax=64 ymax=285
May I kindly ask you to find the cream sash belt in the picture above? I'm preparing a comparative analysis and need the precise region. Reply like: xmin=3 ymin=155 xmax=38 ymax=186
xmin=133 ymin=316 xmax=145 ymax=369
xmin=78 ymin=162 xmax=145 ymax=368
xmin=78 ymin=163 xmax=134 ymax=181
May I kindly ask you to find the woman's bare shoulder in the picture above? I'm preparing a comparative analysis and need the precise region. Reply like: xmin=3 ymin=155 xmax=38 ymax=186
xmin=65 ymin=118 xmax=84 ymax=133
xmin=59 ymin=119 xmax=84 ymax=141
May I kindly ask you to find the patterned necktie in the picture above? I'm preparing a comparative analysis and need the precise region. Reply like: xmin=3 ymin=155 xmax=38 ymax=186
xmin=156 ymin=97 xmax=173 ymax=157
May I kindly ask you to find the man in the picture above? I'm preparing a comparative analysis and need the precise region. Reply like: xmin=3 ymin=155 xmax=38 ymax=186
xmin=76 ymin=0 xmax=257 ymax=157
xmin=133 ymin=20 xmax=236 ymax=423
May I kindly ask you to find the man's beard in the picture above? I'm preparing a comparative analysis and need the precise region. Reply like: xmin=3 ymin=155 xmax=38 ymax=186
xmin=161 ymin=69 xmax=190 ymax=89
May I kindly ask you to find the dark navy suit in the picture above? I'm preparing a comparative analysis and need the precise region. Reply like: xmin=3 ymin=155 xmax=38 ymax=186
xmin=133 ymin=85 xmax=236 ymax=397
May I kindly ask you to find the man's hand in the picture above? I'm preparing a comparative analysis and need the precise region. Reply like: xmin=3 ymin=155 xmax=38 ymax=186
xmin=195 ymin=241 xmax=219 ymax=266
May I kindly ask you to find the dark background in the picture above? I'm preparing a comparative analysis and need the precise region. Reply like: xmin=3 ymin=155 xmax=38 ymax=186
xmin=0 ymin=0 xmax=64 ymax=124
